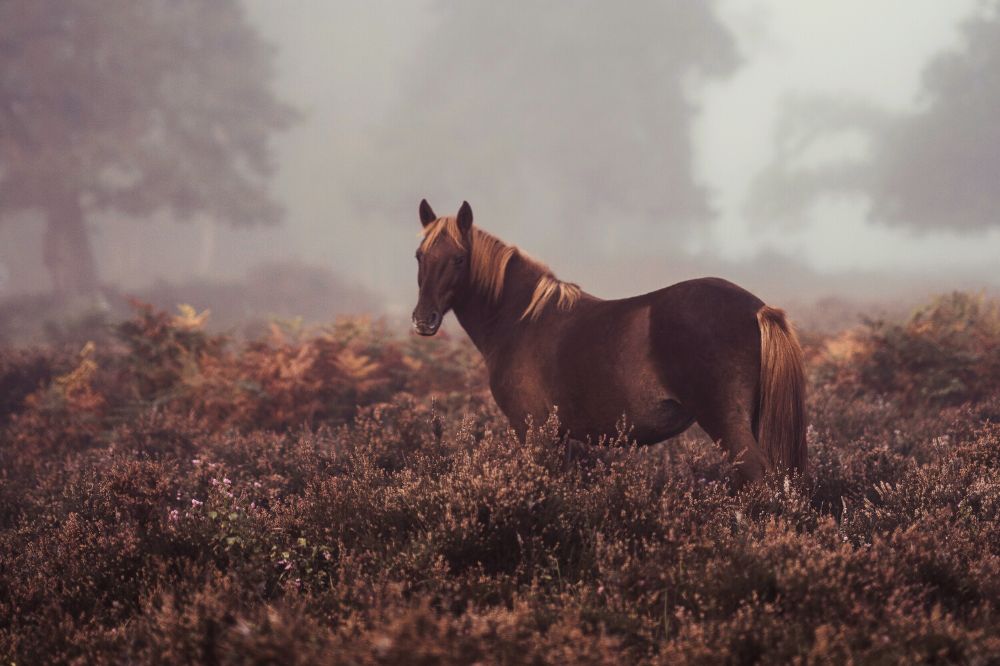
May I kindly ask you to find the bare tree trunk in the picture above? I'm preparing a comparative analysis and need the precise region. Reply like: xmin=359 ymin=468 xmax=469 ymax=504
xmin=43 ymin=193 xmax=98 ymax=296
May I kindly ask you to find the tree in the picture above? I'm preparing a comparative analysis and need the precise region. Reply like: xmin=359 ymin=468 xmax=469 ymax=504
xmin=0 ymin=0 xmax=295 ymax=295
xmin=377 ymin=1 xmax=737 ymax=243
xmin=749 ymin=3 xmax=1000 ymax=232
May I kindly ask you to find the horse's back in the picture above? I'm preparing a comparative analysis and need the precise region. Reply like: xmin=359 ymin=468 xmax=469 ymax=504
xmin=645 ymin=276 xmax=765 ymax=319
xmin=565 ymin=277 xmax=764 ymax=346
xmin=554 ymin=277 xmax=765 ymax=385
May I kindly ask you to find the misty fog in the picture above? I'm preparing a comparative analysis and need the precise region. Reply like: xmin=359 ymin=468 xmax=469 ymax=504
xmin=2 ymin=0 xmax=998 ymax=332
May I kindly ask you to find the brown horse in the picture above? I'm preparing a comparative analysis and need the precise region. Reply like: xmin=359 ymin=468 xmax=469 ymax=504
xmin=411 ymin=200 xmax=806 ymax=484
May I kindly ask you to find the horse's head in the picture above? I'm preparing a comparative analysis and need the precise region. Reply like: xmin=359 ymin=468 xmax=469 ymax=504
xmin=412 ymin=199 xmax=473 ymax=335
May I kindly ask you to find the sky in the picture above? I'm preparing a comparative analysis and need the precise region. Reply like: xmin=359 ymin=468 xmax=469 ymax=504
xmin=3 ymin=1 xmax=997 ymax=318
xmin=699 ymin=0 xmax=997 ymax=272
xmin=235 ymin=0 xmax=997 ymax=315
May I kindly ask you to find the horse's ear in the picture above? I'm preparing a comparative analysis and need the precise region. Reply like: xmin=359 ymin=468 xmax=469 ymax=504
xmin=419 ymin=199 xmax=436 ymax=227
xmin=457 ymin=201 xmax=473 ymax=233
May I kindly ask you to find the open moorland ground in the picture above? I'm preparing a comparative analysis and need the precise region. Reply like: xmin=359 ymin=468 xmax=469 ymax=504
xmin=2 ymin=293 xmax=1000 ymax=664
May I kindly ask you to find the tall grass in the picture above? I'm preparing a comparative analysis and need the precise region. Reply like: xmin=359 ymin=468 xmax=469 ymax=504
xmin=2 ymin=295 xmax=999 ymax=663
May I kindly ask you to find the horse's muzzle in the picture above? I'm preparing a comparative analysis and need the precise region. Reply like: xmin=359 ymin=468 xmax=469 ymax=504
xmin=412 ymin=310 xmax=442 ymax=336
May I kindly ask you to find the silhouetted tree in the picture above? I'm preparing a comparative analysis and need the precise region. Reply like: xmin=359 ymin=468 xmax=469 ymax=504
xmin=0 ymin=0 xmax=295 ymax=295
xmin=749 ymin=4 xmax=1000 ymax=232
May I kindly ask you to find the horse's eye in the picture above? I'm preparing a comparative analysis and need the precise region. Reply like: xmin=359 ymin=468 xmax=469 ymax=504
xmin=415 ymin=250 xmax=422 ymax=261
xmin=454 ymin=256 xmax=465 ymax=266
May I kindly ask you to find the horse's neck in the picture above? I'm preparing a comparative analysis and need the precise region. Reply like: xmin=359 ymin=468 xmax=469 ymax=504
xmin=452 ymin=253 xmax=544 ymax=361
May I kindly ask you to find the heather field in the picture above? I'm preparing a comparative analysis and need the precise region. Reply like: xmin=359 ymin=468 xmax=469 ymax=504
xmin=2 ymin=293 xmax=1000 ymax=664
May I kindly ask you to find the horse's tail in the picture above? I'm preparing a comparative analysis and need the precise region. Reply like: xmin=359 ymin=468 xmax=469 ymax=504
xmin=756 ymin=305 xmax=807 ymax=473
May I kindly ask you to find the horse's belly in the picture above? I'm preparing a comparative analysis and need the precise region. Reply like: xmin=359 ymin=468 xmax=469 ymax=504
xmin=599 ymin=378 xmax=694 ymax=444
xmin=563 ymin=393 xmax=693 ymax=445
xmin=562 ymin=306 xmax=694 ymax=444
xmin=627 ymin=398 xmax=695 ymax=444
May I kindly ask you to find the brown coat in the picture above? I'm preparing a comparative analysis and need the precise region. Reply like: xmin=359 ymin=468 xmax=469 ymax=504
xmin=413 ymin=201 xmax=806 ymax=485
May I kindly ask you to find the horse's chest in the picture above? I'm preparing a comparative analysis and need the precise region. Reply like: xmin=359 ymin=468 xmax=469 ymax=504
xmin=487 ymin=349 xmax=551 ymax=431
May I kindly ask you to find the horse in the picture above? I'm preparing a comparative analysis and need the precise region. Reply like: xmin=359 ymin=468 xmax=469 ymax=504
xmin=411 ymin=200 xmax=806 ymax=485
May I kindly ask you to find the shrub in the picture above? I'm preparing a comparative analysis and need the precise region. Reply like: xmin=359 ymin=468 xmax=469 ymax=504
xmin=2 ymin=296 xmax=999 ymax=663
xmin=816 ymin=291 xmax=1000 ymax=409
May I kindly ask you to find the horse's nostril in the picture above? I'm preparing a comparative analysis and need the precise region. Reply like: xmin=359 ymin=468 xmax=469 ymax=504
xmin=412 ymin=310 xmax=442 ymax=334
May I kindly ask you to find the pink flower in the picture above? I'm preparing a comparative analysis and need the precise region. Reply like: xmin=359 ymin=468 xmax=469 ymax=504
xmin=191 ymin=499 xmax=203 ymax=507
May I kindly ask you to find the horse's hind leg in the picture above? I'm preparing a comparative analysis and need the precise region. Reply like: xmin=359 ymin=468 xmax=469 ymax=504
xmin=697 ymin=395 xmax=768 ymax=488
xmin=647 ymin=286 xmax=770 ymax=486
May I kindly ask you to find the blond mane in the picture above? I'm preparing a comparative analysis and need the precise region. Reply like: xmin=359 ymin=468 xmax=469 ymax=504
xmin=420 ymin=217 xmax=581 ymax=321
